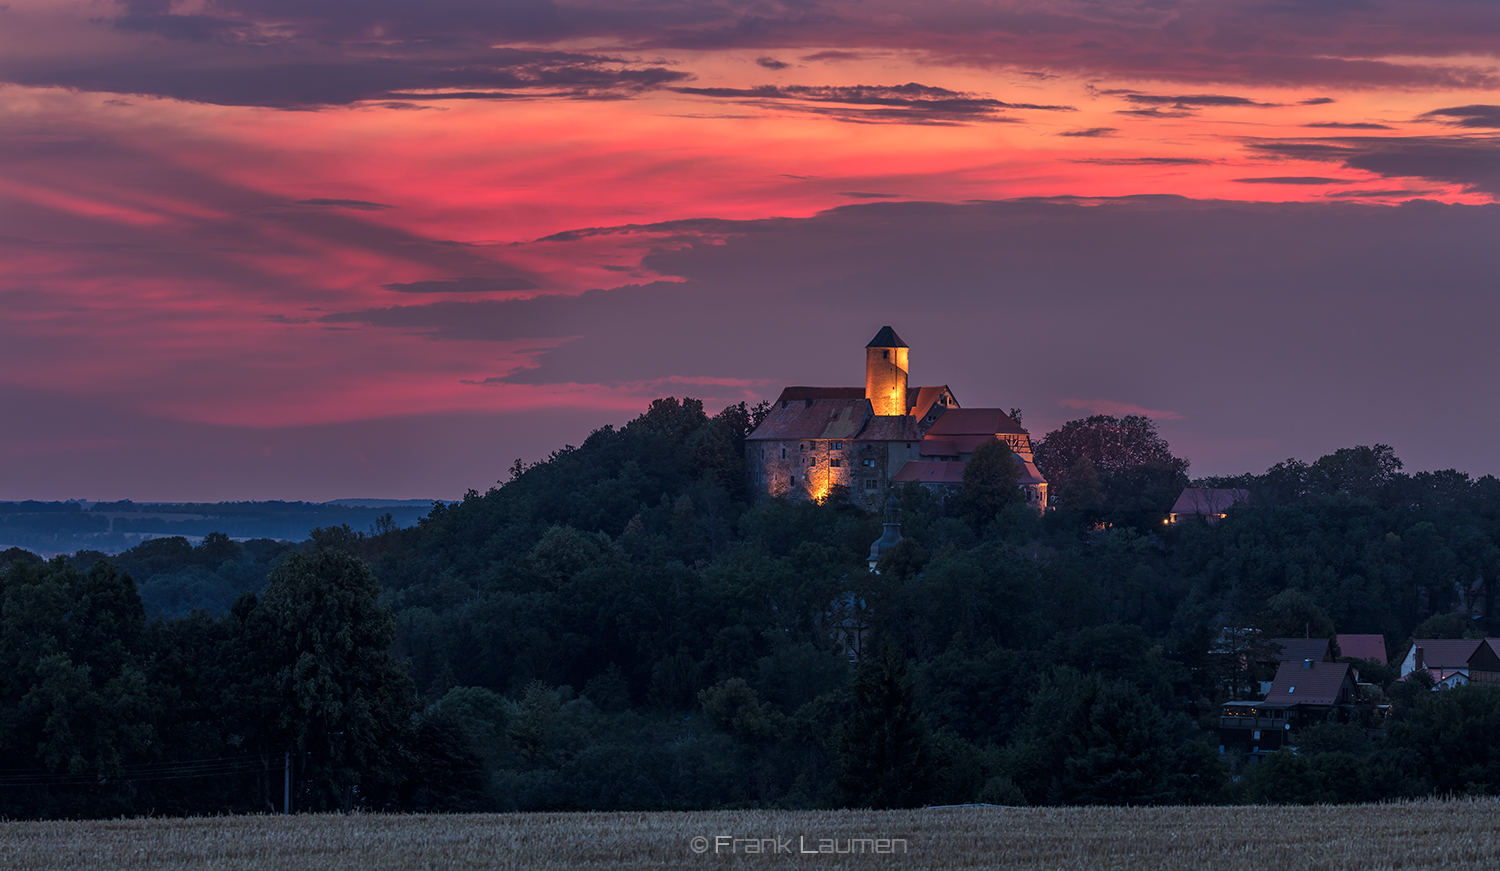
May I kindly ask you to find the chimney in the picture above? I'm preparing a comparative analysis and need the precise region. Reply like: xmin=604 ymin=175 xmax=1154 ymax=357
xmin=1302 ymin=658 xmax=1313 ymax=670
xmin=1414 ymin=646 xmax=1424 ymax=672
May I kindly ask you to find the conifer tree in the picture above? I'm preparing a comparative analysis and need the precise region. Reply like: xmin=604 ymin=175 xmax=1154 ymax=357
xmin=836 ymin=646 xmax=934 ymax=808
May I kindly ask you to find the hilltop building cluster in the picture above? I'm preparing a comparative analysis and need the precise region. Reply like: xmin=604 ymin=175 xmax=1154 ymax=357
xmin=745 ymin=327 xmax=1047 ymax=512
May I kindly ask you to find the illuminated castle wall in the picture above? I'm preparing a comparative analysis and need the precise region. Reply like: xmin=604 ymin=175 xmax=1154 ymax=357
xmin=745 ymin=327 xmax=1047 ymax=512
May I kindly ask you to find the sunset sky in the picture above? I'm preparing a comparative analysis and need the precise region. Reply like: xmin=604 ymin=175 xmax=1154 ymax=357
xmin=3 ymin=0 xmax=1499 ymax=501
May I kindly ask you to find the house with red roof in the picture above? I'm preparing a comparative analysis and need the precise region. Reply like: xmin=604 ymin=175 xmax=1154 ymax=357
xmin=1219 ymin=659 xmax=1361 ymax=758
xmin=1396 ymin=638 xmax=1500 ymax=689
xmin=1337 ymin=634 xmax=1388 ymax=665
xmin=746 ymin=327 xmax=1047 ymax=511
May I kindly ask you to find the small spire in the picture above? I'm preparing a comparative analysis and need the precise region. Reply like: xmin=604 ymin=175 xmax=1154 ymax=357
xmin=865 ymin=326 xmax=908 ymax=349
xmin=868 ymin=494 xmax=904 ymax=571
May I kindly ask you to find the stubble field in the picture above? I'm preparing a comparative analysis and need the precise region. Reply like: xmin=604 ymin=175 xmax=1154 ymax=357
xmin=2 ymin=800 xmax=1497 ymax=870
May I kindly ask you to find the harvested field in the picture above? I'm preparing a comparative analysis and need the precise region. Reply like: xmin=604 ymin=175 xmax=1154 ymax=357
xmin=2 ymin=800 xmax=1498 ymax=870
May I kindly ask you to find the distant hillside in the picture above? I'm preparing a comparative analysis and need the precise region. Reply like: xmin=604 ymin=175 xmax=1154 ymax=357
xmin=0 ymin=499 xmax=441 ymax=555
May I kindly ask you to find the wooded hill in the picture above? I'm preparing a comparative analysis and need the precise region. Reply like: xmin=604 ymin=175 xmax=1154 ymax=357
xmin=3 ymin=397 xmax=1500 ymax=817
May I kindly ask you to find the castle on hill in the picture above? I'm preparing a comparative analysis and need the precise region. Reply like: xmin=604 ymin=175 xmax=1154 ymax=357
xmin=745 ymin=326 xmax=1048 ymax=512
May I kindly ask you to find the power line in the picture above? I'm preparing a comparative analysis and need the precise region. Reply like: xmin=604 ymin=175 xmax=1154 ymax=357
xmin=0 ymin=753 xmax=277 ymax=787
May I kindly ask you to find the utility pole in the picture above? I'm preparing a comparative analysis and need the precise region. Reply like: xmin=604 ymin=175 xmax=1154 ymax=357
xmin=283 ymin=751 xmax=291 ymax=815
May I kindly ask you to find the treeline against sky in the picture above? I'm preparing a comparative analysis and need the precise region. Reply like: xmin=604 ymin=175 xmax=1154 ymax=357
xmin=0 ymin=500 xmax=432 ymax=561
xmin=4 ymin=399 xmax=1500 ymax=816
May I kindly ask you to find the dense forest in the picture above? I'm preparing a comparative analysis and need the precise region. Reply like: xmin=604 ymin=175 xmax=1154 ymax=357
xmin=4 ymin=397 xmax=1500 ymax=818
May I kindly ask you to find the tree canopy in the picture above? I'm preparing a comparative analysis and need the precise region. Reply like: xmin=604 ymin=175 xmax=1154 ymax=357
xmin=4 ymin=397 xmax=1500 ymax=816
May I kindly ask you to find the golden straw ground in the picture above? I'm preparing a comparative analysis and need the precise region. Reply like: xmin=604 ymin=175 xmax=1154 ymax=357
xmin=2 ymin=800 xmax=1498 ymax=870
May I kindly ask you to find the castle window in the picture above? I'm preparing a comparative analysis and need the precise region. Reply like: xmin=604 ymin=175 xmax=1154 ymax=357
xmin=800 ymin=443 xmax=806 ymax=451
xmin=832 ymin=441 xmax=843 ymax=450
xmin=882 ymin=350 xmax=889 ymax=359
xmin=789 ymin=476 xmax=795 ymax=486
xmin=807 ymin=457 xmax=816 ymax=466
xmin=864 ymin=479 xmax=878 ymax=490
xmin=830 ymin=459 xmax=841 ymax=468
xmin=862 ymin=459 xmax=875 ymax=468
xmin=781 ymin=447 xmax=787 ymax=459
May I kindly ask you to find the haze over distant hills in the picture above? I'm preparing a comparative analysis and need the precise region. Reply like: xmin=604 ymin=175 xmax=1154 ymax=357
xmin=0 ymin=498 xmax=441 ymax=556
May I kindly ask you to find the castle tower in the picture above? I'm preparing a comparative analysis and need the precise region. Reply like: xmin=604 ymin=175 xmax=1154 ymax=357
xmin=865 ymin=326 xmax=909 ymax=416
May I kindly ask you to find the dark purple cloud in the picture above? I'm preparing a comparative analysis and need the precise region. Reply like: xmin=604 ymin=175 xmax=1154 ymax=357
xmin=4 ymin=0 xmax=1498 ymax=110
xmin=0 ymin=34 xmax=686 ymax=108
xmin=1247 ymin=135 xmax=1500 ymax=196
xmin=1120 ymin=93 xmax=1275 ymax=107
xmin=669 ymin=83 xmax=1072 ymax=125
xmin=1069 ymin=157 xmax=1216 ymax=166
xmin=381 ymin=277 xmax=541 ymax=294
xmin=296 ymin=199 xmax=396 ymax=210
xmin=1304 ymin=122 xmax=1394 ymax=130
xmin=1419 ymin=105 xmax=1500 ymax=128
xmin=1232 ymin=177 xmax=1354 ymax=184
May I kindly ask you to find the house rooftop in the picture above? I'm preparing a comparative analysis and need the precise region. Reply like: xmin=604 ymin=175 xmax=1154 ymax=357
xmin=1263 ymin=660 xmax=1354 ymax=706
xmin=1337 ymin=634 xmax=1387 ymax=665
xmin=1402 ymin=638 xmax=1496 ymax=670
xmin=1266 ymin=638 xmax=1333 ymax=663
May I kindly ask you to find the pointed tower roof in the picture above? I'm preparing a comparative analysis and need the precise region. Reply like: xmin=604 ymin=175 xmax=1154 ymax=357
xmin=865 ymin=326 xmax=908 ymax=349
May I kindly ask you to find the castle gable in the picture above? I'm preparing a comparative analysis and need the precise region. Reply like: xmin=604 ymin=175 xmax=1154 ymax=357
xmin=909 ymin=385 xmax=957 ymax=425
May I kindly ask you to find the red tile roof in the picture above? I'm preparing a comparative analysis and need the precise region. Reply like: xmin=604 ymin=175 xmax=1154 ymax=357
xmin=909 ymin=385 xmax=954 ymax=422
xmin=924 ymin=407 xmax=1027 ymax=437
xmin=1264 ymin=661 xmax=1354 ymax=706
xmin=1337 ymin=634 xmax=1387 ymax=664
xmin=1266 ymin=638 xmax=1333 ymax=663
